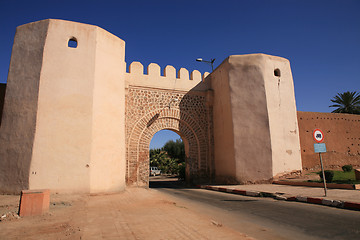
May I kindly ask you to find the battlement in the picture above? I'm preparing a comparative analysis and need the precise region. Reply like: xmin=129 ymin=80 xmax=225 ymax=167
xmin=125 ymin=61 xmax=210 ymax=91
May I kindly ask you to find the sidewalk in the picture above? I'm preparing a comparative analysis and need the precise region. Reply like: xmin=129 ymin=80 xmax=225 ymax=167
xmin=198 ymin=183 xmax=360 ymax=211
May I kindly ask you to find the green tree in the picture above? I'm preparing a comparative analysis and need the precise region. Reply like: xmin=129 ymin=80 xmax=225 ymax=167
xmin=149 ymin=148 xmax=166 ymax=167
xmin=149 ymin=139 xmax=186 ymax=176
xmin=329 ymin=91 xmax=360 ymax=114
xmin=163 ymin=139 xmax=185 ymax=163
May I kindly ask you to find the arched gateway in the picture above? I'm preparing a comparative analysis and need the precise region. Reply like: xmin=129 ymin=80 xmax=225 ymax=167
xmin=0 ymin=19 xmax=303 ymax=194
xmin=126 ymin=87 xmax=213 ymax=186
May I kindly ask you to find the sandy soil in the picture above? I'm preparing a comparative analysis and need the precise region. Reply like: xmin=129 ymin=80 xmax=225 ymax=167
xmin=0 ymin=193 xmax=84 ymax=239
xmin=0 ymin=188 xmax=254 ymax=240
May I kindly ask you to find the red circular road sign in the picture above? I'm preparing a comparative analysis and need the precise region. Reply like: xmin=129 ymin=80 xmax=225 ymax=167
xmin=313 ymin=129 xmax=324 ymax=143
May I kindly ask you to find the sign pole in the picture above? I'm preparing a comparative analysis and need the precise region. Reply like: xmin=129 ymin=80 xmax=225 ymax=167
xmin=319 ymin=152 xmax=327 ymax=197
xmin=313 ymin=128 xmax=327 ymax=197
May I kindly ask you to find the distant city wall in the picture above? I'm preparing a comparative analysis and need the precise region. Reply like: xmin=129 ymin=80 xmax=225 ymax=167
xmin=297 ymin=111 xmax=360 ymax=170
xmin=0 ymin=84 xmax=5 ymax=125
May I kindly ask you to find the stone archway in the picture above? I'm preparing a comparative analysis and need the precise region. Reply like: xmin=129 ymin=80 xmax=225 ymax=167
xmin=127 ymin=108 xmax=203 ymax=186
xmin=125 ymin=87 xmax=212 ymax=186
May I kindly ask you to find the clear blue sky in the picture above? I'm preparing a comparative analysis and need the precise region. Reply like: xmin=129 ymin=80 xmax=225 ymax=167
xmin=150 ymin=130 xmax=181 ymax=149
xmin=0 ymin=0 xmax=359 ymax=149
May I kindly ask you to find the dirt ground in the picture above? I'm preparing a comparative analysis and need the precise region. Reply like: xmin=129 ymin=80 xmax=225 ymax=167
xmin=0 ymin=188 xmax=254 ymax=240
xmin=0 ymin=193 xmax=84 ymax=239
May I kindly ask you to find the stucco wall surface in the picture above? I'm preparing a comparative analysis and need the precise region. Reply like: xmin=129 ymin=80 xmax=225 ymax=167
xmin=208 ymin=59 xmax=236 ymax=182
xmin=227 ymin=55 xmax=273 ymax=182
xmin=0 ymin=20 xmax=49 ymax=193
xmin=29 ymin=19 xmax=95 ymax=193
xmin=210 ymin=54 xmax=302 ymax=183
xmin=90 ymin=27 xmax=126 ymax=193
xmin=297 ymin=111 xmax=360 ymax=169
xmin=0 ymin=19 xmax=126 ymax=193
xmin=28 ymin=19 xmax=126 ymax=193
xmin=262 ymin=56 xmax=302 ymax=176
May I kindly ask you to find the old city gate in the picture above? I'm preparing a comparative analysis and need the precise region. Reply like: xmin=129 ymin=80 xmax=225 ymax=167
xmin=125 ymin=62 xmax=213 ymax=186
xmin=0 ymin=19 xmax=302 ymax=194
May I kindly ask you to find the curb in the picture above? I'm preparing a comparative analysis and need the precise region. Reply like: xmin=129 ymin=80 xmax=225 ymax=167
xmin=272 ymin=180 xmax=360 ymax=190
xmin=197 ymin=185 xmax=360 ymax=211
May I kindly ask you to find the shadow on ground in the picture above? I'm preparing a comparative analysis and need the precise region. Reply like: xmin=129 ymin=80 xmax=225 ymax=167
xmin=149 ymin=175 xmax=194 ymax=189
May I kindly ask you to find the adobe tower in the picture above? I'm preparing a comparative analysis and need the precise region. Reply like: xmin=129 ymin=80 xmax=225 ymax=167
xmin=0 ymin=19 xmax=126 ymax=193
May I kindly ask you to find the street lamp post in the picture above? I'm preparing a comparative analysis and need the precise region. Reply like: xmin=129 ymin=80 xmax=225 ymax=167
xmin=196 ymin=58 xmax=215 ymax=72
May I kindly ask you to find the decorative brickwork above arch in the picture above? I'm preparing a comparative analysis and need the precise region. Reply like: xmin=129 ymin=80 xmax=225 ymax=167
xmin=125 ymin=86 xmax=213 ymax=186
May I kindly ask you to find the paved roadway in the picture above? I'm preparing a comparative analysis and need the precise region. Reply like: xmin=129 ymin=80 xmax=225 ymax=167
xmin=150 ymin=177 xmax=360 ymax=240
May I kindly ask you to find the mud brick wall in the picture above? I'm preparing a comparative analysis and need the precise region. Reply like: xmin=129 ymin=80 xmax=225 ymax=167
xmin=297 ymin=111 xmax=360 ymax=170
xmin=0 ymin=83 xmax=5 ymax=126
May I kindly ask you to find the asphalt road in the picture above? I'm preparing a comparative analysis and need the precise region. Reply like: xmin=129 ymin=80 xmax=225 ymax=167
xmin=150 ymin=177 xmax=360 ymax=240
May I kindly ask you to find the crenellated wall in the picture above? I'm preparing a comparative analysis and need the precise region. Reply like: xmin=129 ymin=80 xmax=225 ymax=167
xmin=123 ymin=61 xmax=213 ymax=186
xmin=125 ymin=61 xmax=210 ymax=91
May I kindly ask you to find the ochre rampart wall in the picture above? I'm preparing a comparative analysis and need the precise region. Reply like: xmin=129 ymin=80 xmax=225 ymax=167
xmin=297 ymin=111 xmax=360 ymax=170
xmin=0 ymin=84 xmax=5 ymax=125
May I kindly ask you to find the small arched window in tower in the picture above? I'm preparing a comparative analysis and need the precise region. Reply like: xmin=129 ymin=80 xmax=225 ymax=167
xmin=274 ymin=68 xmax=281 ymax=77
xmin=68 ymin=37 xmax=78 ymax=48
